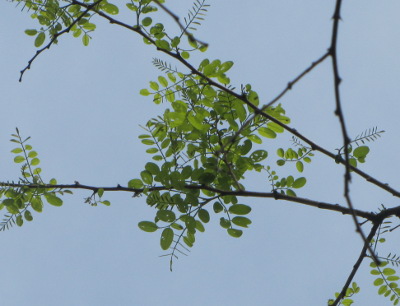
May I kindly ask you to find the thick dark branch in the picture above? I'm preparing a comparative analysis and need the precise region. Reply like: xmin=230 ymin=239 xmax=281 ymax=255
xmin=0 ymin=181 xmax=377 ymax=220
xmin=331 ymin=222 xmax=380 ymax=306
xmin=329 ymin=0 xmax=379 ymax=265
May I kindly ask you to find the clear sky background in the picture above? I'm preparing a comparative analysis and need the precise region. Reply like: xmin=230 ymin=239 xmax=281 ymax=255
xmin=1 ymin=1 xmax=399 ymax=305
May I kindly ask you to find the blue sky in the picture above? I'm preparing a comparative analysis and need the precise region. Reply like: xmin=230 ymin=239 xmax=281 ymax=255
xmin=1 ymin=1 xmax=400 ymax=305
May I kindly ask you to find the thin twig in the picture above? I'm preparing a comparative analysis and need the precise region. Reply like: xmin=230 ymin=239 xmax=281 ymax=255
xmin=19 ymin=0 xmax=103 ymax=82
xmin=225 ymin=51 xmax=330 ymax=152
xmin=152 ymin=0 xmax=208 ymax=47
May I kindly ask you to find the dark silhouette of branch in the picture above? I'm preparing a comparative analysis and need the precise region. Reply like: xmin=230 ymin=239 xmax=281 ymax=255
xmin=0 ymin=181 xmax=377 ymax=220
xmin=19 ymin=0 xmax=103 ymax=82
xmin=331 ymin=222 xmax=380 ymax=306
xmin=329 ymin=0 xmax=379 ymax=265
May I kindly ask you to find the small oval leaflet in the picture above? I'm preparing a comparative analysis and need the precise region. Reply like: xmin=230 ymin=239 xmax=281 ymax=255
xmin=213 ymin=202 xmax=223 ymax=213
xmin=160 ymin=228 xmax=174 ymax=250
xmin=292 ymin=177 xmax=306 ymax=189
xmin=45 ymin=194 xmax=63 ymax=207
xmin=156 ymin=210 xmax=176 ymax=223
xmin=228 ymin=204 xmax=251 ymax=215
xmin=383 ymin=268 xmax=396 ymax=276
xmin=198 ymin=209 xmax=210 ymax=223
xmin=128 ymin=179 xmax=144 ymax=189
xmin=296 ymin=161 xmax=304 ymax=173
xmin=227 ymin=228 xmax=243 ymax=238
xmin=232 ymin=216 xmax=252 ymax=228
xmin=219 ymin=217 xmax=231 ymax=229
xmin=250 ymin=150 xmax=268 ymax=162
xmin=138 ymin=221 xmax=158 ymax=232
xmin=258 ymin=127 xmax=277 ymax=139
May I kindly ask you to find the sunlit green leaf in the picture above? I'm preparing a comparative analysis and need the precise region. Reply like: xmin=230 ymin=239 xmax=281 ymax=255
xmin=229 ymin=204 xmax=251 ymax=215
xmin=160 ymin=228 xmax=174 ymax=250
xmin=138 ymin=221 xmax=158 ymax=232
xmin=227 ymin=228 xmax=243 ymax=238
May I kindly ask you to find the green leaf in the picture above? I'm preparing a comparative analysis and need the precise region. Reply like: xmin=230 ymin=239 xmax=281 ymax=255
xmin=82 ymin=34 xmax=90 ymax=46
xmin=219 ymin=217 xmax=231 ymax=229
xmin=140 ymin=89 xmax=150 ymax=96
xmin=184 ymin=216 xmax=197 ymax=234
xmin=138 ymin=221 xmax=158 ymax=232
xmin=102 ymin=3 xmax=119 ymax=15
xmin=378 ymin=285 xmax=387 ymax=295
xmin=24 ymin=210 xmax=33 ymax=221
xmin=128 ymin=179 xmax=144 ymax=189
xmin=156 ymin=210 xmax=176 ymax=222
xmin=45 ymin=194 xmax=63 ymax=207
xmin=82 ymin=23 xmax=96 ymax=31
xmin=195 ymin=220 xmax=205 ymax=232
xmin=6 ymin=204 xmax=19 ymax=214
xmin=370 ymin=269 xmax=380 ymax=275
xmin=34 ymin=32 xmax=45 ymax=47
xmin=258 ymin=127 xmax=276 ymax=139
xmin=141 ymin=170 xmax=153 ymax=184
xmin=160 ymin=228 xmax=174 ymax=250
xmin=198 ymin=172 xmax=215 ymax=184
xmin=28 ymin=151 xmax=38 ymax=158
xmin=141 ymin=17 xmax=152 ymax=27
xmin=250 ymin=150 xmax=268 ymax=162
xmin=276 ymin=159 xmax=285 ymax=166
xmin=31 ymin=158 xmax=40 ymax=166
xmin=145 ymin=162 xmax=160 ymax=175
xmin=229 ymin=204 xmax=251 ymax=215
xmin=16 ymin=215 xmax=23 ymax=227
xmin=374 ymin=278 xmax=384 ymax=286
xmin=353 ymin=146 xmax=370 ymax=159
xmin=14 ymin=156 xmax=25 ymax=163
xmin=171 ymin=223 xmax=183 ymax=230
xmin=31 ymin=197 xmax=43 ymax=213
xmin=198 ymin=209 xmax=210 ymax=223
xmin=383 ymin=268 xmax=396 ymax=276
xmin=213 ymin=202 xmax=223 ymax=213
xmin=227 ymin=228 xmax=243 ymax=238
xmin=277 ymin=148 xmax=284 ymax=158
xmin=292 ymin=177 xmax=306 ymax=188
xmin=25 ymin=29 xmax=38 ymax=36
xmin=97 ymin=188 xmax=104 ymax=198
xmin=296 ymin=161 xmax=304 ymax=172
xmin=286 ymin=189 xmax=296 ymax=197
xmin=247 ymin=134 xmax=262 ymax=144
xmin=181 ymin=51 xmax=190 ymax=59
xmin=101 ymin=200 xmax=111 ymax=206
xmin=232 ymin=216 xmax=252 ymax=228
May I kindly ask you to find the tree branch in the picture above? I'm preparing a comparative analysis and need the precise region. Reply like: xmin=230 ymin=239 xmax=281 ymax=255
xmin=0 ymin=181 xmax=377 ymax=220
xmin=19 ymin=0 xmax=103 ymax=82
xmin=329 ymin=0 xmax=379 ymax=265
xmin=331 ymin=222 xmax=380 ymax=306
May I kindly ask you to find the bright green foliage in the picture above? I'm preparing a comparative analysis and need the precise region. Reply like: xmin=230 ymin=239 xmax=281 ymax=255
xmin=370 ymin=260 xmax=400 ymax=305
xmin=276 ymin=142 xmax=314 ymax=173
xmin=0 ymin=129 xmax=72 ymax=230
xmin=328 ymin=282 xmax=360 ymax=305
